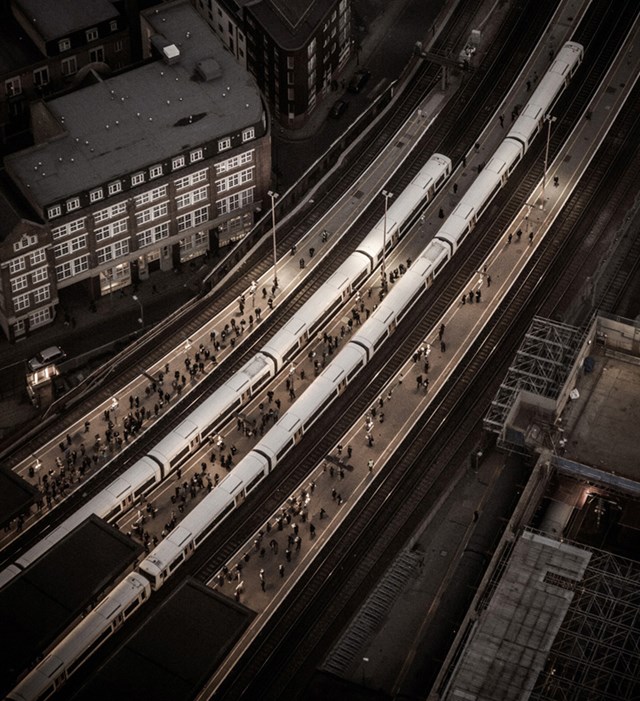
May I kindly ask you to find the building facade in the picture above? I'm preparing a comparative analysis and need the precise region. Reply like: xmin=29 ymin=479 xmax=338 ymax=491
xmin=0 ymin=0 xmax=133 ymax=150
xmin=194 ymin=0 xmax=352 ymax=129
xmin=0 ymin=0 xmax=270 ymax=343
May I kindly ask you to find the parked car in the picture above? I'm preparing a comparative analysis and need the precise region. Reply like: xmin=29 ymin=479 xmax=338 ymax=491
xmin=348 ymin=69 xmax=371 ymax=94
xmin=329 ymin=99 xmax=349 ymax=118
xmin=28 ymin=345 xmax=66 ymax=371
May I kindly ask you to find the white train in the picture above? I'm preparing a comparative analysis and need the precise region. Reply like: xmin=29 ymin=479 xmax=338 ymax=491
xmin=0 ymin=154 xmax=451 ymax=595
xmin=139 ymin=41 xmax=584 ymax=589
xmin=6 ymin=42 xmax=583 ymax=701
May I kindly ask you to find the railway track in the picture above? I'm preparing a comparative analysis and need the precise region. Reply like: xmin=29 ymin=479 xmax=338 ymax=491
xmin=50 ymin=2 xmax=637 ymax=699
xmin=204 ymin=7 xmax=640 ymax=700
xmin=0 ymin=0 xmax=560 ymax=565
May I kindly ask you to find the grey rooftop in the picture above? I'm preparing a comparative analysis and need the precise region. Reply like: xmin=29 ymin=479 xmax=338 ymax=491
xmin=6 ymin=1 xmax=264 ymax=208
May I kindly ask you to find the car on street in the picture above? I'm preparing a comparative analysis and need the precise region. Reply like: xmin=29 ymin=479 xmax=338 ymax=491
xmin=28 ymin=345 xmax=67 ymax=371
xmin=348 ymin=69 xmax=371 ymax=94
xmin=329 ymin=99 xmax=349 ymax=118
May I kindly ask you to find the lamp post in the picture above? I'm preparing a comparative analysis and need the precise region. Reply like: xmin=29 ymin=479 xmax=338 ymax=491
xmin=541 ymin=114 xmax=556 ymax=210
xmin=132 ymin=294 xmax=144 ymax=327
xmin=381 ymin=190 xmax=394 ymax=291
xmin=268 ymin=190 xmax=279 ymax=290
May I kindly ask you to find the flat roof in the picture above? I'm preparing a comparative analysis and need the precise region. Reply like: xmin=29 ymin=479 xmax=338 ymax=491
xmin=5 ymin=1 xmax=263 ymax=207
xmin=0 ymin=515 xmax=142 ymax=693
xmin=13 ymin=0 xmax=119 ymax=42
xmin=0 ymin=467 xmax=38 ymax=530
xmin=445 ymin=531 xmax=591 ymax=700
xmin=73 ymin=578 xmax=254 ymax=701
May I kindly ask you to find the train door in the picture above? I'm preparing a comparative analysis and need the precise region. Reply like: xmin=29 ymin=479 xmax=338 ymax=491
xmin=293 ymin=427 xmax=304 ymax=444
xmin=337 ymin=378 xmax=347 ymax=395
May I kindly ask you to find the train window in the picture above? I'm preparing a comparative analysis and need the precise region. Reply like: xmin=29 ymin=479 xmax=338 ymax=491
xmin=124 ymin=599 xmax=140 ymax=618
xmin=196 ymin=503 xmax=234 ymax=545
xmin=134 ymin=476 xmax=156 ymax=499
xmin=347 ymin=360 xmax=363 ymax=380
xmin=168 ymin=554 xmax=184 ymax=574
xmin=170 ymin=445 xmax=189 ymax=467
xmin=373 ymin=333 xmax=388 ymax=352
xmin=245 ymin=472 xmax=264 ymax=494
xmin=276 ymin=443 xmax=292 ymax=461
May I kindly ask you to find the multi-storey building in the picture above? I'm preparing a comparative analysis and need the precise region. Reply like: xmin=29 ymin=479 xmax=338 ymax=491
xmin=194 ymin=0 xmax=352 ymax=129
xmin=0 ymin=0 xmax=133 ymax=150
xmin=0 ymin=0 xmax=270 ymax=343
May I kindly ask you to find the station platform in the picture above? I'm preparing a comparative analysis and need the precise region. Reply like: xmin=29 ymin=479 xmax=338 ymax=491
xmin=4 ymin=0 xmax=640 ymax=697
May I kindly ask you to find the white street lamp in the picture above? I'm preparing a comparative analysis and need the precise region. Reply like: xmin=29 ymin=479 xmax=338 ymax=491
xmin=541 ymin=114 xmax=556 ymax=210
xmin=381 ymin=190 xmax=394 ymax=290
xmin=268 ymin=190 xmax=279 ymax=290
xmin=132 ymin=294 xmax=144 ymax=326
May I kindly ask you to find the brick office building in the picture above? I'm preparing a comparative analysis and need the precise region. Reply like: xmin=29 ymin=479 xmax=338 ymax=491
xmin=0 ymin=0 xmax=270 ymax=342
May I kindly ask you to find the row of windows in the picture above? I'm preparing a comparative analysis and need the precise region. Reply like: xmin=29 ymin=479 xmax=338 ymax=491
xmin=7 ymin=249 xmax=47 ymax=274
xmin=94 ymin=201 xmax=128 ymax=224
xmin=48 ymin=153 xmax=205 ymax=219
xmin=58 ymin=21 xmax=119 ymax=52
xmin=47 ymin=129 xmax=256 ymax=220
xmin=136 ymin=202 xmax=168 ymax=226
xmin=134 ymin=186 xmax=168 ymax=208
xmin=14 ymin=285 xmax=50 ymax=312
xmin=13 ymin=234 xmax=39 ymax=252
xmin=175 ymin=168 xmax=209 ymax=190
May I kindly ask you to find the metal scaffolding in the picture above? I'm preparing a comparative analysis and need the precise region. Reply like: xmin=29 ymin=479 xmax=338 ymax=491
xmin=484 ymin=317 xmax=585 ymax=444
xmin=530 ymin=544 xmax=640 ymax=701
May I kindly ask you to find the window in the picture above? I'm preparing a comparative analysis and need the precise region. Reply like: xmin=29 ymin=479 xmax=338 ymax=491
xmin=13 ymin=235 xmax=37 ymax=252
xmin=242 ymin=127 xmax=255 ymax=142
xmin=131 ymin=172 xmax=145 ymax=186
xmin=86 ymin=28 xmax=99 ymax=42
xmin=176 ymin=185 xmax=209 ymax=209
xmin=218 ymin=137 xmax=231 ymax=152
xmin=137 ymin=222 xmax=169 ymax=248
xmin=216 ymin=167 xmax=253 ymax=193
xmin=90 ymin=188 xmax=104 ymax=203
xmin=10 ymin=275 xmax=28 ymax=293
xmin=97 ymin=239 xmax=129 ymax=264
xmin=115 ymin=40 xmax=123 ymax=52
xmin=110 ymin=20 xmax=118 ymax=32
xmin=30 ymin=249 xmax=47 ymax=265
xmin=30 ymin=308 xmax=52 ymax=327
xmin=9 ymin=258 xmax=26 ymax=274
xmin=134 ymin=185 xmax=167 ymax=207
xmin=214 ymin=151 xmax=254 ymax=175
xmin=94 ymin=201 xmax=127 ymax=223
xmin=95 ymin=219 xmax=127 ymax=242
xmin=61 ymin=56 xmax=77 ymax=76
xmin=172 ymin=155 xmax=186 ymax=170
xmin=59 ymin=38 xmax=71 ymax=52
xmin=190 ymin=148 xmax=204 ymax=163
xmin=33 ymin=67 xmax=50 ymax=87
xmin=108 ymin=181 xmax=122 ymax=196
xmin=174 ymin=168 xmax=208 ymax=190
xmin=135 ymin=202 xmax=168 ymax=226
xmin=33 ymin=285 xmax=50 ymax=304
xmin=90 ymin=47 xmax=105 ymax=63
xmin=149 ymin=164 xmax=163 ymax=179
xmin=32 ymin=267 xmax=48 ymax=284
xmin=56 ymin=255 xmax=89 ymax=281
xmin=5 ymin=76 xmax=22 ymax=97
xmin=14 ymin=293 xmax=30 ymax=312
xmin=52 ymin=217 xmax=86 ymax=240
xmin=217 ymin=187 xmax=254 ymax=215
xmin=66 ymin=197 xmax=80 ymax=212
xmin=177 ymin=206 xmax=209 ymax=232
xmin=48 ymin=204 xmax=62 ymax=219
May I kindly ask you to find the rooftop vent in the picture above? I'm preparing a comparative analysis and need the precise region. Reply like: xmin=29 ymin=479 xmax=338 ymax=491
xmin=150 ymin=35 xmax=181 ymax=65
xmin=195 ymin=58 xmax=222 ymax=82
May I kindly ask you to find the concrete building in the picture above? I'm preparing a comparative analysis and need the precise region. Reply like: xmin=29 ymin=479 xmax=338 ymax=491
xmin=0 ymin=0 xmax=134 ymax=150
xmin=430 ymin=315 xmax=640 ymax=701
xmin=0 ymin=0 xmax=270 ymax=343
xmin=194 ymin=0 xmax=353 ymax=129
